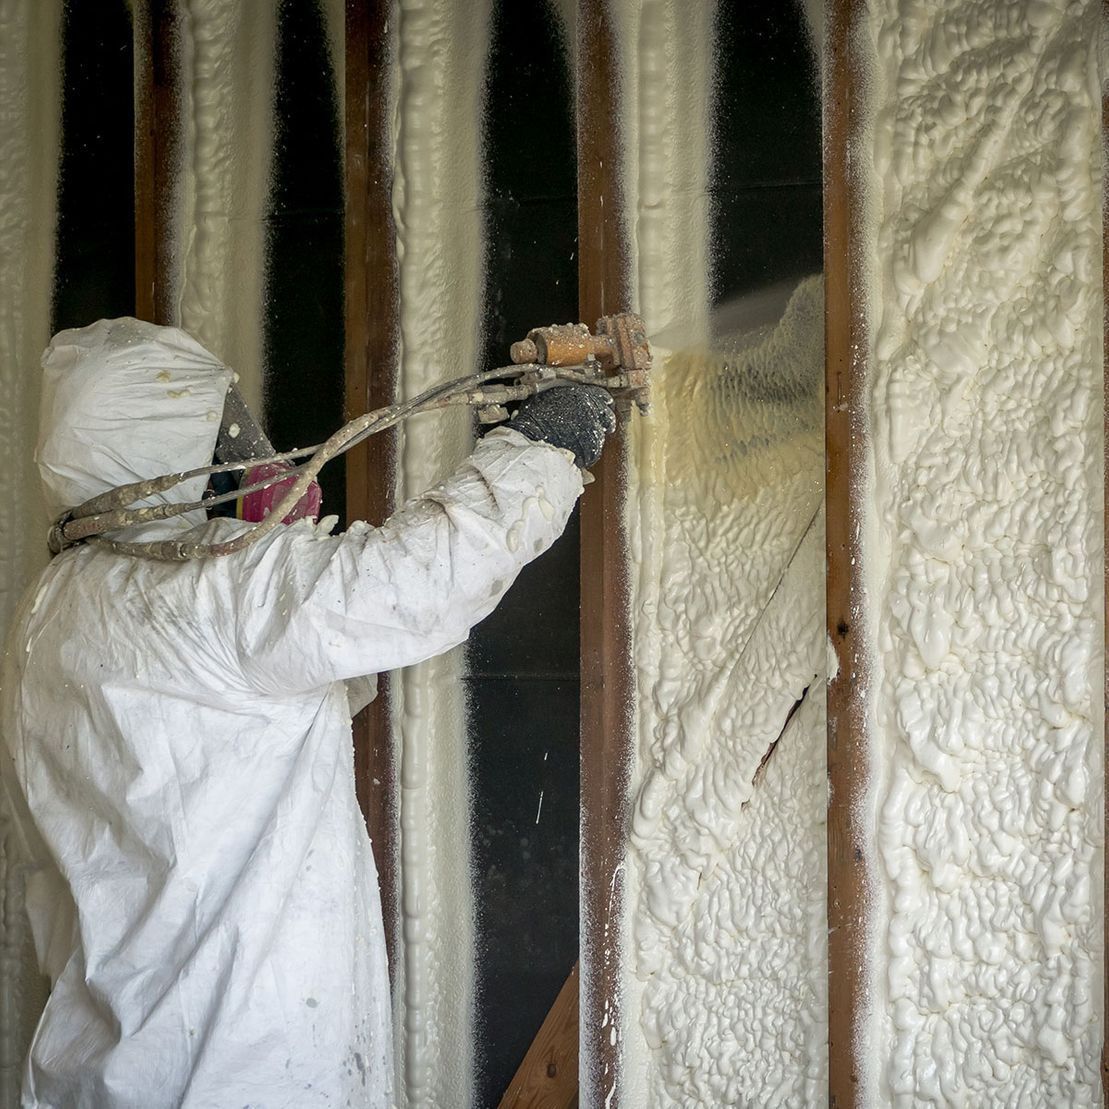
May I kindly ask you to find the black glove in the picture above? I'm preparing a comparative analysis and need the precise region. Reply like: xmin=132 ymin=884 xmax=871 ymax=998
xmin=504 ymin=384 xmax=616 ymax=469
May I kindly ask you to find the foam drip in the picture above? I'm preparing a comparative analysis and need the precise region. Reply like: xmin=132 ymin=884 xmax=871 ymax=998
xmin=0 ymin=3 xmax=62 ymax=1100
xmin=861 ymin=1 xmax=1105 ymax=1103
xmin=389 ymin=2 xmax=491 ymax=1104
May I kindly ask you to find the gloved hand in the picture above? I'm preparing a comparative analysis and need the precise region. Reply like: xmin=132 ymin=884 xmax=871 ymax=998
xmin=505 ymin=384 xmax=616 ymax=469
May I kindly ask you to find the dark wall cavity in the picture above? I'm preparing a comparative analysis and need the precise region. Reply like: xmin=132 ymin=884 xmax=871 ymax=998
xmin=53 ymin=0 xmax=135 ymax=331
xmin=710 ymin=0 xmax=822 ymax=303
xmin=468 ymin=0 xmax=580 ymax=1103
xmin=263 ymin=0 xmax=346 ymax=522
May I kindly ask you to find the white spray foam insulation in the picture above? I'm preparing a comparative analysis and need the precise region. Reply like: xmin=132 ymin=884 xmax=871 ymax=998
xmin=389 ymin=1 xmax=491 ymax=1104
xmin=616 ymin=1 xmax=828 ymax=1101
xmin=626 ymin=284 xmax=828 ymax=1107
xmin=861 ymin=1 xmax=1105 ymax=1104
xmin=173 ymin=0 xmax=277 ymax=415
xmin=0 ymin=2 xmax=62 ymax=1101
xmin=615 ymin=0 xmax=715 ymax=345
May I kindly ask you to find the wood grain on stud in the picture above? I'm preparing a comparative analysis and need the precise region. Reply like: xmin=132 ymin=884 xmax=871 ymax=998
xmin=344 ymin=0 xmax=400 ymax=981
xmin=498 ymin=964 xmax=580 ymax=1109
xmin=825 ymin=1 xmax=870 ymax=1106
xmin=1100 ymin=73 xmax=1108 ymax=1109
xmin=577 ymin=0 xmax=633 ymax=1104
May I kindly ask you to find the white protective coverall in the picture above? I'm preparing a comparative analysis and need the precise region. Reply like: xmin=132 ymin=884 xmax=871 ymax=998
xmin=0 ymin=318 xmax=583 ymax=1108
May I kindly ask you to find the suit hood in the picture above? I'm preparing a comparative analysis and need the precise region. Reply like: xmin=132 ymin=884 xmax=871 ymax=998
xmin=36 ymin=318 xmax=233 ymax=528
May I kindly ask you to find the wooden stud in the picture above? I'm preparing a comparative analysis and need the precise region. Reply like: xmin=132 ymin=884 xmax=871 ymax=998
xmin=825 ymin=1 xmax=869 ymax=1106
xmin=577 ymin=0 xmax=633 ymax=1103
xmin=133 ymin=0 xmax=179 ymax=325
xmin=344 ymin=0 xmax=400 ymax=980
xmin=498 ymin=964 xmax=580 ymax=1109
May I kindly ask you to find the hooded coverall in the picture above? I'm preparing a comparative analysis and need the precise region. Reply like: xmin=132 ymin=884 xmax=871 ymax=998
xmin=0 ymin=318 xmax=584 ymax=1107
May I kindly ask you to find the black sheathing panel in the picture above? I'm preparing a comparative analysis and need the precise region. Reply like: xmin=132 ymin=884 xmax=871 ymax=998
xmin=710 ymin=0 xmax=823 ymax=303
xmin=53 ymin=0 xmax=135 ymax=331
xmin=467 ymin=0 xmax=580 ymax=1102
xmin=263 ymin=0 xmax=346 ymax=524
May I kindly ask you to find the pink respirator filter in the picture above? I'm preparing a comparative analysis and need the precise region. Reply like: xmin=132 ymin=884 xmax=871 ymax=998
xmin=236 ymin=463 xmax=322 ymax=524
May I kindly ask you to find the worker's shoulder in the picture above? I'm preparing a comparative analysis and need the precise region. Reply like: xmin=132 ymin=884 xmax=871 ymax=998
xmin=44 ymin=515 xmax=353 ymax=607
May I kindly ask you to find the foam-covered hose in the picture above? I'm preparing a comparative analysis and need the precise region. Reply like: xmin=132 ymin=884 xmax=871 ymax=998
xmin=505 ymin=384 xmax=616 ymax=468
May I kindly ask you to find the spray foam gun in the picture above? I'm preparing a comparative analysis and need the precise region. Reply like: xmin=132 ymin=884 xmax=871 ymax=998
xmin=48 ymin=312 xmax=651 ymax=562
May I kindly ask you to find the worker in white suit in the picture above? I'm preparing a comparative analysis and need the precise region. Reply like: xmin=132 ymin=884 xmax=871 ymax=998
xmin=0 ymin=317 xmax=614 ymax=1108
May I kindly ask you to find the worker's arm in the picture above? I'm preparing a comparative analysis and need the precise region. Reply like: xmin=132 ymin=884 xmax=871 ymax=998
xmin=231 ymin=426 xmax=586 ymax=694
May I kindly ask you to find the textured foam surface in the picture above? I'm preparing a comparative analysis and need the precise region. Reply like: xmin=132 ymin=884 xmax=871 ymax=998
xmin=626 ymin=280 xmax=828 ymax=1106
xmin=617 ymin=3 xmax=829 ymax=1098
xmin=175 ymin=0 xmax=277 ymax=413
xmin=863 ymin=1 xmax=1105 ymax=1103
xmin=0 ymin=3 xmax=61 ymax=1101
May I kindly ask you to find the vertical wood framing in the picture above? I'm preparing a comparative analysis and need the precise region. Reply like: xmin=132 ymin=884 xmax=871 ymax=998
xmin=344 ymin=0 xmax=400 ymax=979
xmin=825 ymin=1 xmax=868 ymax=1106
xmin=133 ymin=0 xmax=179 ymax=326
xmin=577 ymin=1 xmax=632 ymax=1104
xmin=134 ymin=3 xmax=155 ymax=322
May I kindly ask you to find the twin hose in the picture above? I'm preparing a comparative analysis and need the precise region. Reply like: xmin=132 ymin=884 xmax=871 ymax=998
xmin=49 ymin=364 xmax=626 ymax=562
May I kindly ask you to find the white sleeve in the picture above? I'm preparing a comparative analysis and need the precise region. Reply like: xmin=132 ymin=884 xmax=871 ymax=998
xmin=232 ymin=428 xmax=583 ymax=694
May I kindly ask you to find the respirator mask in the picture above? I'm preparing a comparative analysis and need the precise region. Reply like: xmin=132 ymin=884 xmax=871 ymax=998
xmin=210 ymin=384 xmax=322 ymax=524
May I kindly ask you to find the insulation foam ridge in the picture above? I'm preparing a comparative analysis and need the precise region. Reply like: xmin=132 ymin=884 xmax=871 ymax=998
xmin=862 ymin=2 xmax=1105 ymax=1104
xmin=176 ymin=0 xmax=276 ymax=415
xmin=390 ymin=2 xmax=490 ymax=1104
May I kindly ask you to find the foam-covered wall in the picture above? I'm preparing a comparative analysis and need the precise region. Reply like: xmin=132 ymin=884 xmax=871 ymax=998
xmin=617 ymin=2 xmax=828 ymax=1103
xmin=389 ymin=2 xmax=491 ymax=1104
xmin=0 ymin=2 xmax=62 ymax=1100
xmin=13 ymin=4 xmax=1104 ymax=1107
xmin=860 ymin=0 xmax=1105 ymax=1103
xmin=171 ymin=0 xmax=278 ymax=413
